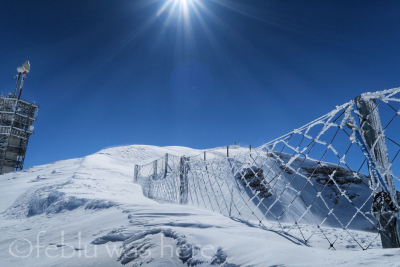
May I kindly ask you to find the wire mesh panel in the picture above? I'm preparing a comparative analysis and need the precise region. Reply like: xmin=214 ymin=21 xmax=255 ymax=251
xmin=136 ymin=154 xmax=182 ymax=204
xmin=134 ymin=88 xmax=400 ymax=250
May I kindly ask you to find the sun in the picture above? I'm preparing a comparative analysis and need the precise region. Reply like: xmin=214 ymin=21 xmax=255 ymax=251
xmin=157 ymin=0 xmax=199 ymax=24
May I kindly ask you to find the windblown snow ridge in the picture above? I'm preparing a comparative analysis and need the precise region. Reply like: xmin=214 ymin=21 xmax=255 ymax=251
xmin=4 ymin=182 xmax=117 ymax=219
xmin=92 ymin=227 xmax=243 ymax=267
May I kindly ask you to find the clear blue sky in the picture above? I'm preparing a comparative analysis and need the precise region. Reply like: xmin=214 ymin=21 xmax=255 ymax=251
xmin=1 ymin=0 xmax=400 ymax=168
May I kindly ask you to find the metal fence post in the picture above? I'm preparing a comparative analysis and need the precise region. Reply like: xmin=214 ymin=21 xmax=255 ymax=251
xmin=165 ymin=153 xmax=168 ymax=174
xmin=204 ymin=151 xmax=206 ymax=161
xmin=133 ymin=165 xmax=138 ymax=183
xmin=355 ymin=95 xmax=400 ymax=248
xmin=153 ymin=160 xmax=158 ymax=180
xmin=227 ymin=146 xmax=229 ymax=157
xmin=179 ymin=156 xmax=188 ymax=204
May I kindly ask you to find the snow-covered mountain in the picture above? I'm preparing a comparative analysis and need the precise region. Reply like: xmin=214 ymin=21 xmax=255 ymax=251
xmin=1 ymin=145 xmax=399 ymax=267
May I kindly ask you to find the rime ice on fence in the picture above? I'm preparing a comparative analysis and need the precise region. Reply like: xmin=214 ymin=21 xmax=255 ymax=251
xmin=135 ymin=87 xmax=400 ymax=250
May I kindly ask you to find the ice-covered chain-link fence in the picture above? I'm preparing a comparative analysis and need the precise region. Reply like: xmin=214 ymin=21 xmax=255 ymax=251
xmin=134 ymin=87 xmax=400 ymax=250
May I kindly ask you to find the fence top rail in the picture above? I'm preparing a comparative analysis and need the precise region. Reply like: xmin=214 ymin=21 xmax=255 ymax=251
xmin=136 ymin=145 xmax=256 ymax=169
xmin=260 ymin=87 xmax=400 ymax=149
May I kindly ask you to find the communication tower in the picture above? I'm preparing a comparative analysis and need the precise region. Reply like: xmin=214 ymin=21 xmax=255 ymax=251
xmin=0 ymin=61 xmax=38 ymax=174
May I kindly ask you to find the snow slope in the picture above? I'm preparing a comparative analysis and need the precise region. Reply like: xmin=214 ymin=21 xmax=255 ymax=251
xmin=1 ymin=145 xmax=400 ymax=266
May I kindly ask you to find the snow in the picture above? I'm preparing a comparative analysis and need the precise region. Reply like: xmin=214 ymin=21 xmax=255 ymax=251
xmin=1 ymin=144 xmax=400 ymax=266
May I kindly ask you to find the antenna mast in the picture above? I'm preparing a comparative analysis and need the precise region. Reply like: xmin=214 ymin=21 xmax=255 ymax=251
xmin=13 ymin=73 xmax=21 ymax=97
xmin=16 ymin=61 xmax=30 ymax=99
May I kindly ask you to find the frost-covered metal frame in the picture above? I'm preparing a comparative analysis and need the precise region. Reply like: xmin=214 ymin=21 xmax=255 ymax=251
xmin=0 ymin=96 xmax=38 ymax=174
xmin=134 ymin=87 xmax=400 ymax=250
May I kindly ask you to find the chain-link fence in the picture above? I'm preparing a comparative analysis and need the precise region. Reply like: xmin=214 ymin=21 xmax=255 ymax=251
xmin=134 ymin=88 xmax=400 ymax=250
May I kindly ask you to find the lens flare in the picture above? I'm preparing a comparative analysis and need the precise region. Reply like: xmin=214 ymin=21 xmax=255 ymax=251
xmin=157 ymin=0 xmax=197 ymax=25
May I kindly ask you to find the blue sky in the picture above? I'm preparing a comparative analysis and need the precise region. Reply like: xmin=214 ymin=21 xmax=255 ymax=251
xmin=1 ymin=0 xmax=400 ymax=168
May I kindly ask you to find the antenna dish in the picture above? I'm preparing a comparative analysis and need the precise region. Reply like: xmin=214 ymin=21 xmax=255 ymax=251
xmin=22 ymin=61 xmax=30 ymax=73
xmin=17 ymin=66 xmax=25 ymax=73
xmin=29 ymin=125 xmax=34 ymax=131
